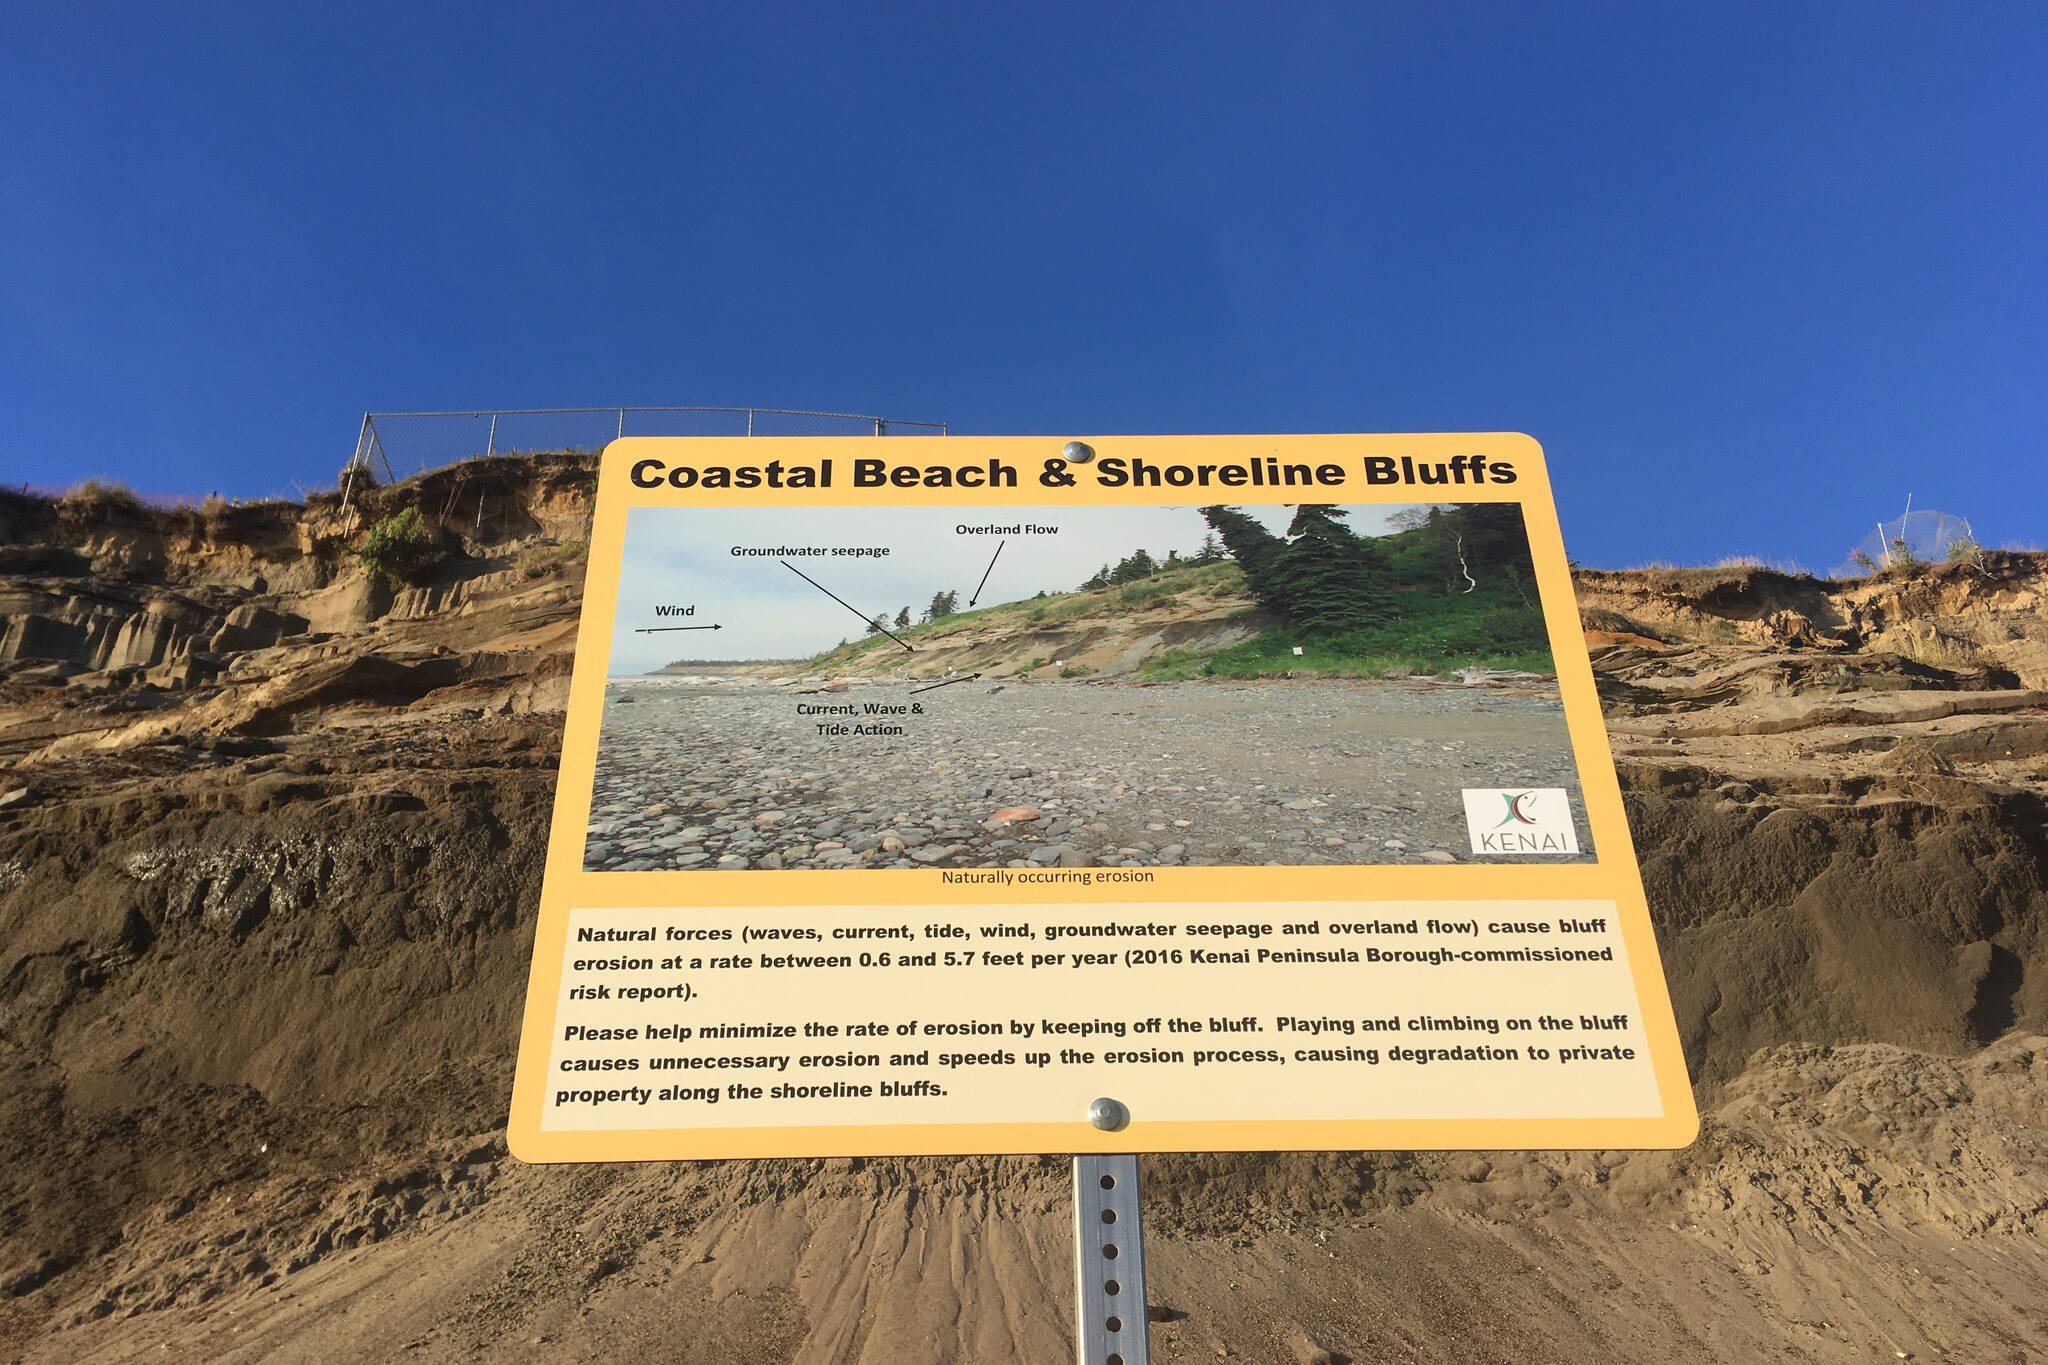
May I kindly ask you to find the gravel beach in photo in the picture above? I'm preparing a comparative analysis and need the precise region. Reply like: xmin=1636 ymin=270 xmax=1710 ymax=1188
xmin=583 ymin=677 xmax=1593 ymax=870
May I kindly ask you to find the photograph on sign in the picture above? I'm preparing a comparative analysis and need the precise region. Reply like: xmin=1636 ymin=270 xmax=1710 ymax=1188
xmin=585 ymin=502 xmax=1593 ymax=873
xmin=509 ymin=434 xmax=1697 ymax=1162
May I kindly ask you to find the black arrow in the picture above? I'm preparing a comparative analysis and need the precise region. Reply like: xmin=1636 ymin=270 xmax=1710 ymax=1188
xmin=910 ymin=672 xmax=982 ymax=695
xmin=779 ymin=560 xmax=916 ymax=652
xmin=966 ymin=540 xmax=1005 ymax=607
xmin=634 ymin=624 xmax=723 ymax=633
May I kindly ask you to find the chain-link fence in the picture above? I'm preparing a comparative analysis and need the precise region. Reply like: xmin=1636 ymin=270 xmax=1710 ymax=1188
xmin=1829 ymin=509 xmax=1978 ymax=577
xmin=352 ymin=407 xmax=946 ymax=482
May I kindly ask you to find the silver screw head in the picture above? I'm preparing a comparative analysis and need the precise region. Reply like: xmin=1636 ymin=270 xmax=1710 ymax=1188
xmin=1087 ymin=1097 xmax=1130 ymax=1131
xmin=1062 ymin=440 xmax=1096 ymax=463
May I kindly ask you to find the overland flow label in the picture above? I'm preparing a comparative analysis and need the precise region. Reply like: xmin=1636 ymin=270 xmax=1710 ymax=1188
xmin=509 ymin=434 xmax=1698 ymax=1160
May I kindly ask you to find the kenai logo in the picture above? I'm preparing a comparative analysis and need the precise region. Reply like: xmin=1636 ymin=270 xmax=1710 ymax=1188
xmin=1460 ymin=788 xmax=1581 ymax=855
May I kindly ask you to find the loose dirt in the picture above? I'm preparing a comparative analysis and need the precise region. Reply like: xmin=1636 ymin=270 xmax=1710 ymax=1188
xmin=2 ymin=471 xmax=2044 ymax=1362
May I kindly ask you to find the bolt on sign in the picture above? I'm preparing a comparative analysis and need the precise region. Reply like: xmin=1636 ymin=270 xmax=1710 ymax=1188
xmin=509 ymin=435 xmax=1698 ymax=1161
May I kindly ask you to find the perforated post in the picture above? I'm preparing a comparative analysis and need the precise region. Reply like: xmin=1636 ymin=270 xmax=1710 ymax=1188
xmin=1073 ymin=1153 xmax=1150 ymax=1365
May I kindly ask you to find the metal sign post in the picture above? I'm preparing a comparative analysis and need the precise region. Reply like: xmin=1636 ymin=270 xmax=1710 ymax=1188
xmin=1074 ymin=1156 xmax=1149 ymax=1365
xmin=1074 ymin=1099 xmax=1149 ymax=1365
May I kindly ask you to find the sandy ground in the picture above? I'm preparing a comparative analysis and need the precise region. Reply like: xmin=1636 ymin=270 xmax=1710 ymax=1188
xmin=24 ymin=1034 xmax=2048 ymax=1364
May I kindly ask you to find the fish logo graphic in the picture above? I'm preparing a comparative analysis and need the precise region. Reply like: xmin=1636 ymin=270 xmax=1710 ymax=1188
xmin=1494 ymin=791 xmax=1541 ymax=828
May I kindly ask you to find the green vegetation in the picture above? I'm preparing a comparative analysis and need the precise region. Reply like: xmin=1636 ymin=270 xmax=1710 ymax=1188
xmin=353 ymin=506 xmax=443 ymax=587
xmin=1139 ymin=504 xmax=1552 ymax=680
xmin=517 ymin=539 xmax=589 ymax=578
xmin=803 ymin=509 xmax=1549 ymax=681
xmin=810 ymin=629 xmax=901 ymax=667
xmin=802 ymin=562 xmax=1227 ymax=670
xmin=1271 ymin=505 xmax=1393 ymax=631
xmin=1141 ymin=597 xmax=1553 ymax=681
xmin=1078 ymin=538 xmax=1226 ymax=591
xmin=1117 ymin=580 xmax=1182 ymax=609
xmin=1027 ymin=597 xmax=1089 ymax=625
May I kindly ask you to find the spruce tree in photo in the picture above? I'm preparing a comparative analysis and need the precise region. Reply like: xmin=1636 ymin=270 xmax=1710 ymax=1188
xmin=1110 ymin=549 xmax=1157 ymax=584
xmin=1398 ymin=506 xmax=1468 ymax=593
xmin=1198 ymin=506 xmax=1287 ymax=607
xmin=1079 ymin=563 xmax=1112 ymax=591
xmin=865 ymin=613 xmax=887 ymax=635
xmin=894 ymin=606 xmax=912 ymax=630
xmin=1269 ymin=505 xmax=1393 ymax=633
xmin=1391 ymin=504 xmax=1535 ymax=597
xmin=1450 ymin=503 xmax=1535 ymax=599
xmin=1191 ymin=533 xmax=1226 ymax=566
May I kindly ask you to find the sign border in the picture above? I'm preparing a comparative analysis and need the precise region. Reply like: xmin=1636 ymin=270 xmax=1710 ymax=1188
xmin=508 ymin=433 xmax=1699 ymax=1159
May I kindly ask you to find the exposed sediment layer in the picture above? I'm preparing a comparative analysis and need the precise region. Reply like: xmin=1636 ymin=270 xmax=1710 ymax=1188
xmin=1 ymin=471 xmax=2044 ymax=1362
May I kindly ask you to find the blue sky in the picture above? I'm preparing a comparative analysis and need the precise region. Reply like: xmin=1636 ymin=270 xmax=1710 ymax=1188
xmin=5 ymin=4 xmax=2042 ymax=569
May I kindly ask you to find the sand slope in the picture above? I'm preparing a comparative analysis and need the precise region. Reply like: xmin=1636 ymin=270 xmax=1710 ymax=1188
xmin=2 ymin=470 xmax=2044 ymax=1362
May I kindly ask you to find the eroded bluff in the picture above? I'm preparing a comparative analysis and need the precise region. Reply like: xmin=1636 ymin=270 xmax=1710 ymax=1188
xmin=1 ymin=470 xmax=2043 ymax=1363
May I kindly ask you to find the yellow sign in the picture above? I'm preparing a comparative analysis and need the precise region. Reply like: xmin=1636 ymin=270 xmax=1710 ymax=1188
xmin=508 ymin=435 xmax=1698 ymax=1160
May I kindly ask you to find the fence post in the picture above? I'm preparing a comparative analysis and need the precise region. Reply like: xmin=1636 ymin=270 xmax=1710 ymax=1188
xmin=747 ymin=409 xmax=755 ymax=437
xmin=366 ymin=416 xmax=397 ymax=484
xmin=618 ymin=409 xmax=626 ymax=441
xmin=874 ymin=418 xmax=884 ymax=436
xmin=486 ymin=413 xmax=498 ymax=457
xmin=338 ymin=460 xmax=361 ymax=539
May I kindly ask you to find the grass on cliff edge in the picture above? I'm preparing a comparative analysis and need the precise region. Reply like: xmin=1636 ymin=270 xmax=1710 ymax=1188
xmin=805 ymin=561 xmax=1247 ymax=667
xmin=1139 ymin=583 xmax=1553 ymax=681
xmin=801 ymin=560 xmax=1551 ymax=679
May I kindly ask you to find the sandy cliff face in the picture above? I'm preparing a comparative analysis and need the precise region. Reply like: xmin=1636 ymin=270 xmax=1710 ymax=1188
xmin=1 ymin=470 xmax=2043 ymax=1363
xmin=0 ymin=458 xmax=591 ymax=769
xmin=1575 ymin=556 xmax=2048 ymax=686
xmin=1572 ymin=561 xmax=2048 ymax=1088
